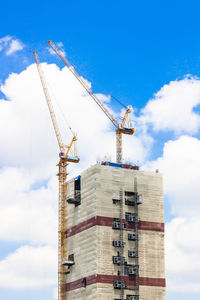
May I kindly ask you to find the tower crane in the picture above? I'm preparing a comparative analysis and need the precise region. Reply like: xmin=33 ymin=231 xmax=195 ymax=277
xmin=33 ymin=51 xmax=79 ymax=300
xmin=47 ymin=40 xmax=135 ymax=164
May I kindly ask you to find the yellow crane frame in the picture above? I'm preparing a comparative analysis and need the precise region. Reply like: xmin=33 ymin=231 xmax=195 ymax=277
xmin=33 ymin=51 xmax=79 ymax=300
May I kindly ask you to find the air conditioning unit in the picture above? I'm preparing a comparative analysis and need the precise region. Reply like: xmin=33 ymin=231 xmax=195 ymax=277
xmin=126 ymin=295 xmax=139 ymax=300
xmin=113 ymin=222 xmax=125 ymax=229
xmin=126 ymin=213 xmax=138 ymax=224
xmin=113 ymin=240 xmax=125 ymax=247
xmin=128 ymin=233 xmax=138 ymax=241
xmin=136 ymin=194 xmax=143 ymax=205
xmin=113 ymin=222 xmax=121 ymax=229
xmin=113 ymin=280 xmax=126 ymax=289
xmin=61 ymin=259 xmax=75 ymax=266
xmin=113 ymin=256 xmax=125 ymax=264
xmin=114 ymin=218 xmax=121 ymax=222
xmin=125 ymin=199 xmax=135 ymax=206
xmin=67 ymin=197 xmax=81 ymax=206
xmin=125 ymin=191 xmax=135 ymax=197
xmin=113 ymin=256 xmax=121 ymax=264
xmin=112 ymin=198 xmax=121 ymax=204
xmin=128 ymin=265 xmax=139 ymax=275
xmin=128 ymin=250 xmax=137 ymax=258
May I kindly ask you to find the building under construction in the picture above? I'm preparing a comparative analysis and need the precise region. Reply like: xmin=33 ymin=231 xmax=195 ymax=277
xmin=64 ymin=162 xmax=165 ymax=300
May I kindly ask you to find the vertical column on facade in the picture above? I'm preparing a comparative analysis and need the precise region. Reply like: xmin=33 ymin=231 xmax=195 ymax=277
xmin=134 ymin=183 xmax=139 ymax=298
xmin=112 ymin=186 xmax=126 ymax=299
xmin=124 ymin=177 xmax=142 ymax=300
xmin=119 ymin=188 xmax=125 ymax=300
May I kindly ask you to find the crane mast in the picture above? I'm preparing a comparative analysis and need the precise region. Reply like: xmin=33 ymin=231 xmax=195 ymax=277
xmin=33 ymin=51 xmax=79 ymax=300
xmin=47 ymin=41 xmax=135 ymax=164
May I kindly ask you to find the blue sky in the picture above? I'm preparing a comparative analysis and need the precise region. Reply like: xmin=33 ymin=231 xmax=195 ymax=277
xmin=2 ymin=0 xmax=200 ymax=106
xmin=1 ymin=1 xmax=200 ymax=299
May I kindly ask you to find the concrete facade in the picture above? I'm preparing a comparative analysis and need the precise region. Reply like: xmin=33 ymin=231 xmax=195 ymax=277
xmin=65 ymin=164 xmax=165 ymax=300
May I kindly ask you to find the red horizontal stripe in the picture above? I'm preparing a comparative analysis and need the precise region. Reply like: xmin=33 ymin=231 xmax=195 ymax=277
xmin=139 ymin=277 xmax=166 ymax=286
xmin=139 ymin=220 xmax=164 ymax=232
xmin=66 ymin=216 xmax=164 ymax=238
xmin=65 ymin=274 xmax=166 ymax=291
xmin=66 ymin=274 xmax=97 ymax=291
xmin=66 ymin=216 xmax=96 ymax=237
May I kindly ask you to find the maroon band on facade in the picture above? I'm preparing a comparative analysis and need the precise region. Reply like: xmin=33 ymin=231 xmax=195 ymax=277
xmin=66 ymin=216 xmax=164 ymax=238
xmin=65 ymin=274 xmax=166 ymax=291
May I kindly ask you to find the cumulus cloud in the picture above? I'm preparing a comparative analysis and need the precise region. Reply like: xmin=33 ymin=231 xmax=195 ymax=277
xmin=141 ymin=76 xmax=200 ymax=134
xmin=6 ymin=39 xmax=24 ymax=55
xmin=144 ymin=135 xmax=200 ymax=217
xmin=166 ymin=217 xmax=200 ymax=292
xmin=0 ymin=245 xmax=57 ymax=289
xmin=0 ymin=167 xmax=57 ymax=246
xmin=53 ymin=287 xmax=58 ymax=299
xmin=0 ymin=35 xmax=24 ymax=55
xmin=0 ymin=35 xmax=12 ymax=51
xmin=143 ymin=135 xmax=200 ymax=292
xmin=0 ymin=62 xmax=149 ymax=172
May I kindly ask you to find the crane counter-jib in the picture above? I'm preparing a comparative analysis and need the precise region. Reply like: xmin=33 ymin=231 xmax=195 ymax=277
xmin=117 ymin=128 xmax=135 ymax=135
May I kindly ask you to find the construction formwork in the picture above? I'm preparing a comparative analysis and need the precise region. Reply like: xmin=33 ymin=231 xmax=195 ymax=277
xmin=64 ymin=163 xmax=165 ymax=300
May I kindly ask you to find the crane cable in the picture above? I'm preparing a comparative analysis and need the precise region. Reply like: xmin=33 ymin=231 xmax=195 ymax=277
xmin=51 ymin=47 xmax=127 ymax=109
xmin=45 ymin=78 xmax=76 ymax=137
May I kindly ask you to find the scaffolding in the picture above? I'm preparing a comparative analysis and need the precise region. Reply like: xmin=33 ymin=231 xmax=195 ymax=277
xmin=113 ymin=176 xmax=142 ymax=300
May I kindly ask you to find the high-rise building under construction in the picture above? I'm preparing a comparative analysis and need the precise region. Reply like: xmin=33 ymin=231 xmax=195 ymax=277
xmin=64 ymin=162 xmax=165 ymax=300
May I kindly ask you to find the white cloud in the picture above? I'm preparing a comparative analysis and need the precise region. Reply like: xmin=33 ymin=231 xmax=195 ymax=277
xmin=0 ymin=245 xmax=57 ymax=289
xmin=143 ymin=135 xmax=200 ymax=292
xmin=141 ymin=76 xmax=200 ymax=134
xmin=0 ymin=167 xmax=57 ymax=246
xmin=166 ymin=217 xmax=200 ymax=292
xmin=53 ymin=287 xmax=58 ymax=299
xmin=143 ymin=135 xmax=200 ymax=217
xmin=0 ymin=62 xmax=149 ymax=172
xmin=0 ymin=36 xmax=12 ymax=43
xmin=0 ymin=35 xmax=12 ymax=51
xmin=0 ymin=35 xmax=24 ymax=55
xmin=6 ymin=39 xmax=24 ymax=55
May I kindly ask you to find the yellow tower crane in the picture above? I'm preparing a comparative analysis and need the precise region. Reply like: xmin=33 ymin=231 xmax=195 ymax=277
xmin=47 ymin=40 xmax=135 ymax=164
xmin=33 ymin=51 xmax=80 ymax=300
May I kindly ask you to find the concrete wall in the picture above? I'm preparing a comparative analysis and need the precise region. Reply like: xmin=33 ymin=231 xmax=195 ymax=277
xmin=65 ymin=164 xmax=165 ymax=299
